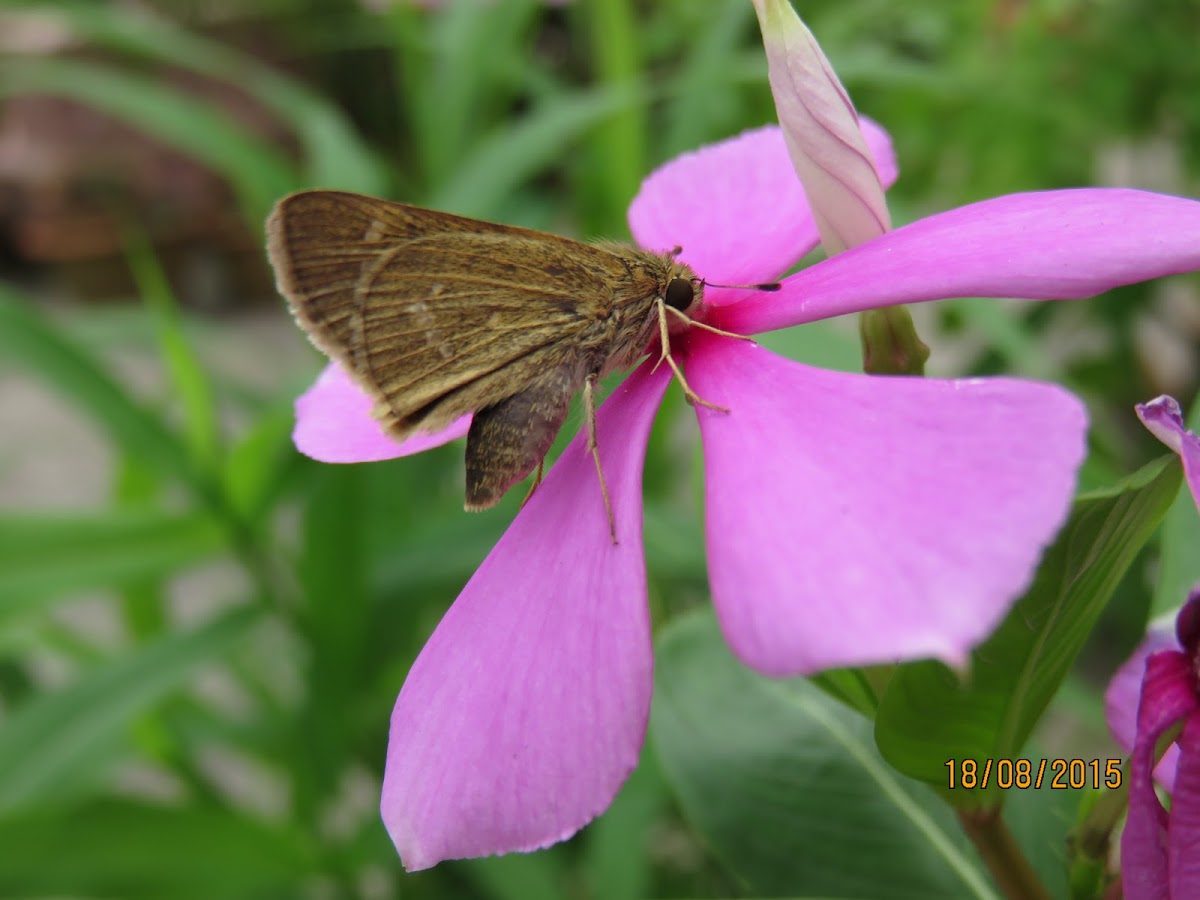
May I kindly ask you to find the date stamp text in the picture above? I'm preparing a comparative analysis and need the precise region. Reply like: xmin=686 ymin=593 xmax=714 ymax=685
xmin=944 ymin=758 xmax=1123 ymax=790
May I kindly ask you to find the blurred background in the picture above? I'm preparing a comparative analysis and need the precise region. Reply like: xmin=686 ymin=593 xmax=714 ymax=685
xmin=1 ymin=1 xmax=1198 ymax=897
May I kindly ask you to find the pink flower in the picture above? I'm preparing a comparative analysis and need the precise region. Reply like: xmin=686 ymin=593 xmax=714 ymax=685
xmin=1105 ymin=396 xmax=1200 ymax=898
xmin=1109 ymin=588 xmax=1200 ymax=899
xmin=1137 ymin=395 xmax=1200 ymax=513
xmin=294 ymin=128 xmax=1200 ymax=869
xmin=1107 ymin=397 xmax=1200 ymax=788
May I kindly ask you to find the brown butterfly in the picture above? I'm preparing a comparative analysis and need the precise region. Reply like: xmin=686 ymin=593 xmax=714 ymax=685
xmin=266 ymin=191 xmax=772 ymax=540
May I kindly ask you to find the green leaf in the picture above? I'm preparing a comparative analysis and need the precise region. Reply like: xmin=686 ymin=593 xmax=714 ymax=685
xmin=0 ymin=605 xmax=260 ymax=812
xmin=875 ymin=454 xmax=1182 ymax=808
xmin=651 ymin=610 xmax=997 ymax=899
xmin=111 ymin=457 xmax=172 ymax=639
xmin=0 ymin=57 xmax=298 ymax=225
xmin=292 ymin=467 xmax=371 ymax=815
xmin=580 ymin=0 xmax=646 ymax=229
xmin=0 ymin=287 xmax=212 ymax=503
xmin=400 ymin=0 xmax=543 ymax=190
xmin=0 ymin=510 xmax=225 ymax=629
xmin=222 ymin=405 xmax=302 ymax=520
xmin=642 ymin=503 xmax=707 ymax=584
xmin=662 ymin=0 xmax=757 ymax=158
xmin=0 ymin=798 xmax=313 ymax=899
xmin=126 ymin=229 xmax=222 ymax=471
xmin=430 ymin=83 xmax=645 ymax=220
xmin=458 ymin=851 xmax=568 ymax=900
xmin=372 ymin=510 xmax=507 ymax=595
xmin=580 ymin=748 xmax=667 ymax=900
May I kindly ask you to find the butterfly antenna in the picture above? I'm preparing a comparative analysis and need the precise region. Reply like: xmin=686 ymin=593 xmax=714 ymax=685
xmin=700 ymin=279 xmax=781 ymax=292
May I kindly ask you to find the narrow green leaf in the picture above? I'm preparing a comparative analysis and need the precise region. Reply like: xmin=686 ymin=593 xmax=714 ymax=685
xmin=222 ymin=405 xmax=302 ymax=519
xmin=810 ymin=665 xmax=885 ymax=718
xmin=112 ymin=456 xmax=171 ymax=639
xmin=0 ymin=510 xmax=225 ymax=627
xmin=293 ymin=467 xmax=370 ymax=814
xmin=0 ymin=798 xmax=312 ymax=899
xmin=652 ymin=610 xmax=997 ymax=900
xmin=126 ymin=229 xmax=222 ymax=471
xmin=581 ymin=0 xmax=646 ymax=228
xmin=662 ymin=0 xmax=757 ymax=158
xmin=414 ymin=0 xmax=542 ymax=189
xmin=875 ymin=455 xmax=1182 ymax=808
xmin=0 ymin=287 xmax=209 ymax=501
xmin=430 ymin=83 xmax=645 ymax=220
xmin=0 ymin=605 xmax=260 ymax=812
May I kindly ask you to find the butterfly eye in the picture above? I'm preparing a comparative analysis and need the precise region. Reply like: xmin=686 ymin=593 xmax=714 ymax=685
xmin=664 ymin=277 xmax=694 ymax=311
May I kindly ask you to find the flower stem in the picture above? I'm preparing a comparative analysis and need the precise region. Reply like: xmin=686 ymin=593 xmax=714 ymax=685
xmin=956 ymin=807 xmax=1054 ymax=900
xmin=859 ymin=305 xmax=930 ymax=375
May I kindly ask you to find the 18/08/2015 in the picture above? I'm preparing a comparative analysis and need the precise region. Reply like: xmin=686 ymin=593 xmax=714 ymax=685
xmin=945 ymin=758 xmax=1123 ymax=790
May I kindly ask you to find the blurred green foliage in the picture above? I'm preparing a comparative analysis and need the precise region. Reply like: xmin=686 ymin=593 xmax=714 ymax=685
xmin=0 ymin=0 xmax=1198 ymax=897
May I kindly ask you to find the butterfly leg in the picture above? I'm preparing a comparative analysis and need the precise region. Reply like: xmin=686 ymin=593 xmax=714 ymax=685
xmin=662 ymin=303 xmax=755 ymax=344
xmin=653 ymin=298 xmax=729 ymax=413
xmin=519 ymin=457 xmax=546 ymax=508
xmin=583 ymin=372 xmax=618 ymax=544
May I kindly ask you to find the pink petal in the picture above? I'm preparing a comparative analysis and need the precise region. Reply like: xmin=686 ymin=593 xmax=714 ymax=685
xmin=717 ymin=189 xmax=1200 ymax=336
xmin=1137 ymin=395 xmax=1200 ymax=514
xmin=626 ymin=122 xmax=897 ymax=291
xmin=753 ymin=0 xmax=890 ymax=253
xmin=1168 ymin=716 xmax=1200 ymax=897
xmin=381 ymin=364 xmax=670 ymax=870
xmin=293 ymin=363 xmax=470 ymax=463
xmin=1121 ymin=650 xmax=1198 ymax=900
xmin=687 ymin=336 xmax=1086 ymax=674
xmin=1106 ymin=626 xmax=1183 ymax=789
